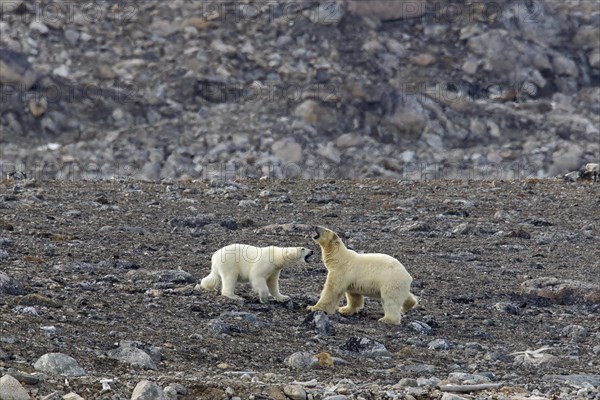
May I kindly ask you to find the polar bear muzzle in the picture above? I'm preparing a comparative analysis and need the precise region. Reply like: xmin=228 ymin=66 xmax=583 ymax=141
xmin=304 ymin=249 xmax=314 ymax=263
xmin=312 ymin=226 xmax=321 ymax=240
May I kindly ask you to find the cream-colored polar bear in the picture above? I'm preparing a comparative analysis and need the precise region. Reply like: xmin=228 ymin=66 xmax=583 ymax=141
xmin=307 ymin=226 xmax=417 ymax=324
xmin=200 ymin=244 xmax=313 ymax=303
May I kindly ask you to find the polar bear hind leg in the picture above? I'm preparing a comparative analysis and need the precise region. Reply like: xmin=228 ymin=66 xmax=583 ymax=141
xmin=378 ymin=290 xmax=404 ymax=325
xmin=220 ymin=272 xmax=244 ymax=301
xmin=267 ymin=271 xmax=290 ymax=302
xmin=339 ymin=292 xmax=364 ymax=315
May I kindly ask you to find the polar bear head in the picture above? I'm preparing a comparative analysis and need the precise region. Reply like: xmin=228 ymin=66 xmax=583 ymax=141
xmin=312 ymin=226 xmax=346 ymax=252
xmin=281 ymin=246 xmax=314 ymax=264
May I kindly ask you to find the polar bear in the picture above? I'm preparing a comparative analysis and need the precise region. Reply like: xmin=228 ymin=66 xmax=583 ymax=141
xmin=200 ymin=244 xmax=313 ymax=303
xmin=307 ymin=226 xmax=417 ymax=325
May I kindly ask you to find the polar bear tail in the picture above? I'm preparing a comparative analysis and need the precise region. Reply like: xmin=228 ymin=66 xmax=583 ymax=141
xmin=200 ymin=268 xmax=221 ymax=290
xmin=402 ymin=292 xmax=418 ymax=312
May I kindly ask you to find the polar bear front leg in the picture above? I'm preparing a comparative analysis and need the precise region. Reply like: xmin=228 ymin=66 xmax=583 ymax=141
xmin=267 ymin=271 xmax=289 ymax=302
xmin=307 ymin=277 xmax=344 ymax=314
xmin=250 ymin=275 xmax=271 ymax=304
xmin=339 ymin=292 xmax=364 ymax=315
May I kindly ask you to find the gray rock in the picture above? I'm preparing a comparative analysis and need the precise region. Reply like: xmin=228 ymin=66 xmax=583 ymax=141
xmin=339 ymin=337 xmax=391 ymax=358
xmin=0 ymin=249 xmax=8 ymax=260
xmin=399 ymin=364 xmax=436 ymax=374
xmin=0 ymin=374 xmax=30 ymax=400
xmin=153 ymin=269 xmax=194 ymax=284
xmin=308 ymin=1 xmax=343 ymax=26
xmin=410 ymin=321 xmax=433 ymax=335
xmin=493 ymin=302 xmax=520 ymax=315
xmin=441 ymin=394 xmax=470 ymax=400
xmin=33 ymin=353 xmax=86 ymax=376
xmin=303 ymin=311 xmax=335 ymax=336
xmin=561 ymin=325 xmax=588 ymax=342
xmin=398 ymin=378 xmax=418 ymax=387
xmin=237 ymin=199 xmax=258 ymax=208
xmin=428 ymin=339 xmax=451 ymax=350
xmin=446 ymin=372 xmax=492 ymax=385
xmin=0 ymin=272 xmax=23 ymax=295
xmin=521 ymin=277 xmax=600 ymax=304
xmin=344 ymin=0 xmax=426 ymax=20
xmin=542 ymin=374 xmax=600 ymax=388
xmin=108 ymin=342 xmax=158 ymax=370
xmin=131 ymin=380 xmax=167 ymax=400
xmin=167 ymin=383 xmax=187 ymax=395
xmin=272 ymin=138 xmax=303 ymax=164
xmin=0 ymin=237 xmax=13 ymax=247
xmin=284 ymin=352 xmax=317 ymax=369
xmin=283 ymin=385 xmax=307 ymax=400
xmin=0 ymin=49 xmax=38 ymax=89
xmin=163 ymin=386 xmax=177 ymax=400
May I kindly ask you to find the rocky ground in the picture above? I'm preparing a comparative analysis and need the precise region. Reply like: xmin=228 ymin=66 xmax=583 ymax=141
xmin=1 ymin=0 xmax=599 ymax=180
xmin=0 ymin=177 xmax=599 ymax=399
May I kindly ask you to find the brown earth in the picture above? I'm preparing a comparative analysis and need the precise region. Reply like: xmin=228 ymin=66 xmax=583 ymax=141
xmin=0 ymin=178 xmax=599 ymax=399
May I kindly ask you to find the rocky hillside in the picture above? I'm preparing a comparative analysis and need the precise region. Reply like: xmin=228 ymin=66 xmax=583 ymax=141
xmin=0 ymin=178 xmax=599 ymax=399
xmin=0 ymin=0 xmax=599 ymax=180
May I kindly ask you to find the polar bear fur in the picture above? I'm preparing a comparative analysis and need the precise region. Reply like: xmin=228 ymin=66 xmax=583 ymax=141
xmin=200 ymin=244 xmax=313 ymax=303
xmin=307 ymin=226 xmax=417 ymax=324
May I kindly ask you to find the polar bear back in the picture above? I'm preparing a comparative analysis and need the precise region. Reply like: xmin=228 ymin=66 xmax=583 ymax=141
xmin=342 ymin=251 xmax=412 ymax=296
xmin=212 ymin=244 xmax=275 ymax=281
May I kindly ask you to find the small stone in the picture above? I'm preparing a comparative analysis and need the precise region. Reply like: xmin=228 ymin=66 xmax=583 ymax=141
xmin=303 ymin=311 xmax=335 ymax=336
xmin=441 ymin=394 xmax=470 ymax=400
xmin=308 ymin=1 xmax=343 ymax=25
xmin=153 ymin=269 xmax=194 ymax=284
xmin=410 ymin=321 xmax=433 ymax=335
xmin=131 ymin=380 xmax=167 ymax=400
xmin=210 ymin=39 xmax=237 ymax=56
xmin=28 ymin=98 xmax=47 ymax=117
xmin=163 ymin=386 xmax=177 ymax=400
xmin=33 ymin=353 xmax=86 ymax=377
xmin=30 ymin=21 xmax=49 ymax=34
xmin=63 ymin=393 xmax=84 ymax=400
xmin=0 ymin=374 xmax=31 ymax=400
xmin=428 ymin=339 xmax=451 ymax=350
xmin=0 ymin=49 xmax=38 ymax=90
xmin=108 ymin=342 xmax=157 ymax=370
xmin=0 ymin=272 xmax=24 ymax=295
xmin=335 ymin=133 xmax=363 ymax=148
xmin=345 ymin=0 xmax=427 ymax=20
xmin=339 ymin=337 xmax=391 ymax=358
xmin=561 ymin=325 xmax=588 ymax=342
xmin=284 ymin=352 xmax=317 ymax=369
xmin=238 ymin=200 xmax=258 ymax=208
xmin=283 ymin=385 xmax=307 ymax=400
xmin=411 ymin=53 xmax=436 ymax=66
xmin=398 ymin=378 xmax=418 ymax=387
xmin=167 ymin=383 xmax=187 ymax=395
xmin=493 ymin=302 xmax=520 ymax=315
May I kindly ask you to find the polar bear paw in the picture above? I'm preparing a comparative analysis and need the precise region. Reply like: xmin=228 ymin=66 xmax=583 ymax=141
xmin=274 ymin=295 xmax=291 ymax=302
xmin=224 ymin=294 xmax=245 ymax=303
xmin=338 ymin=306 xmax=359 ymax=316
xmin=378 ymin=316 xmax=402 ymax=325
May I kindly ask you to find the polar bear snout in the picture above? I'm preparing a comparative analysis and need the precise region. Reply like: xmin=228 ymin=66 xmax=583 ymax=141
xmin=304 ymin=249 xmax=314 ymax=263
xmin=312 ymin=226 xmax=321 ymax=240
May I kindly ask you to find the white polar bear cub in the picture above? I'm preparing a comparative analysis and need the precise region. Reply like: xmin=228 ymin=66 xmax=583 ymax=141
xmin=200 ymin=244 xmax=313 ymax=303
xmin=307 ymin=226 xmax=417 ymax=325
